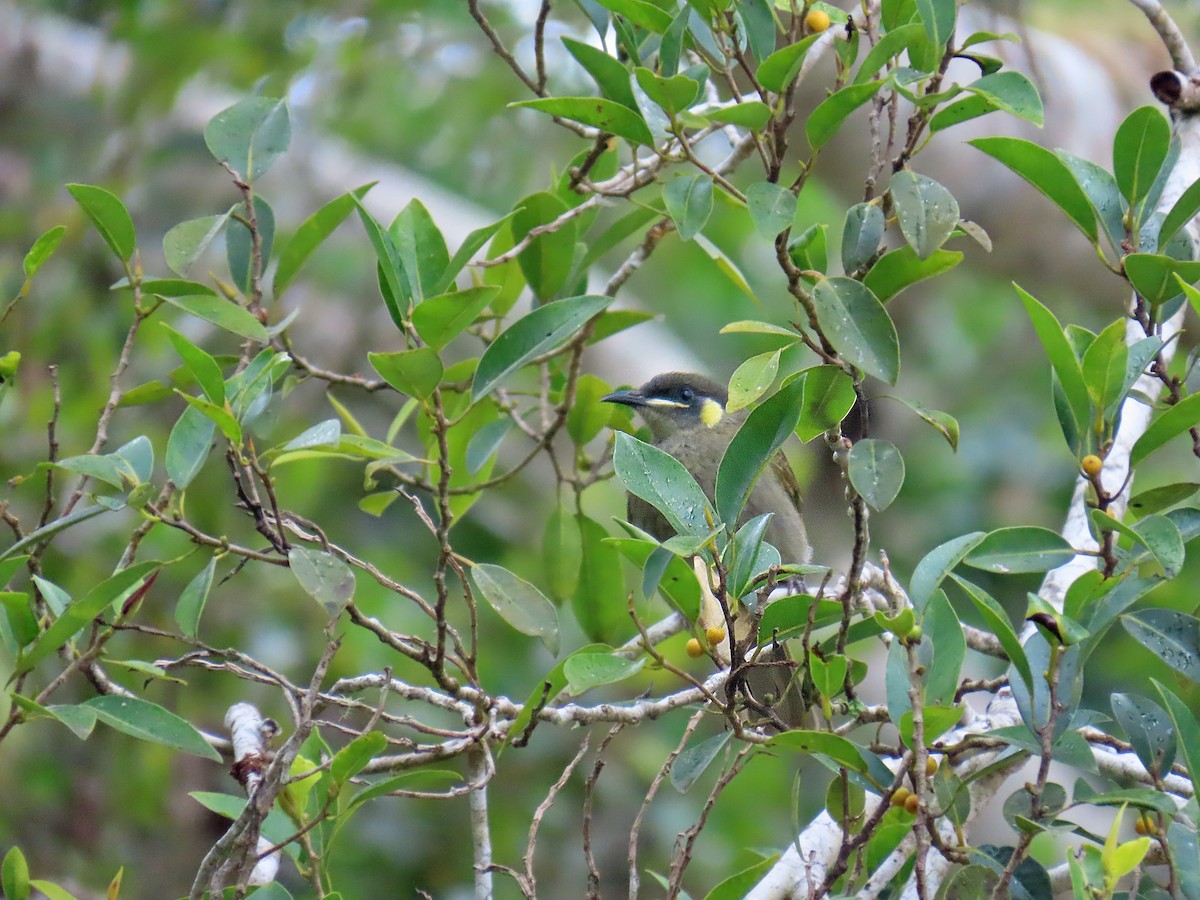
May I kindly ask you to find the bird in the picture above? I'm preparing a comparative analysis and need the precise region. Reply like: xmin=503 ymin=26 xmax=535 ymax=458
xmin=603 ymin=372 xmax=812 ymax=729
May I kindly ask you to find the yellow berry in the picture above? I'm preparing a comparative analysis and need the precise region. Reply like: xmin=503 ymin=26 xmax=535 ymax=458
xmin=805 ymin=8 xmax=831 ymax=32
xmin=1082 ymin=454 xmax=1103 ymax=477
xmin=905 ymin=625 xmax=923 ymax=644
xmin=1137 ymin=815 xmax=1158 ymax=836
xmin=904 ymin=793 xmax=920 ymax=814
xmin=706 ymin=625 xmax=727 ymax=646
xmin=890 ymin=787 xmax=911 ymax=807
xmin=686 ymin=637 xmax=704 ymax=658
xmin=926 ymin=756 xmax=939 ymax=776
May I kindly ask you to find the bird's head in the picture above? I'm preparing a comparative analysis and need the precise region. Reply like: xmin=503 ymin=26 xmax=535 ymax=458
xmin=602 ymin=372 xmax=727 ymax=440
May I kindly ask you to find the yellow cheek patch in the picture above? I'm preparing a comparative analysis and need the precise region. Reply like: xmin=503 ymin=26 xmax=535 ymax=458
xmin=700 ymin=398 xmax=724 ymax=428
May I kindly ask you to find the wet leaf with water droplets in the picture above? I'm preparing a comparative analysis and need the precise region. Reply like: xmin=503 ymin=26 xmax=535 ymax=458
xmin=1111 ymin=692 xmax=1176 ymax=775
xmin=1124 ymin=610 xmax=1200 ymax=684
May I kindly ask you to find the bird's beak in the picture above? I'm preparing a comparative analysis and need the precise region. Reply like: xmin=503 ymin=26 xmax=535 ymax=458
xmin=601 ymin=387 xmax=648 ymax=408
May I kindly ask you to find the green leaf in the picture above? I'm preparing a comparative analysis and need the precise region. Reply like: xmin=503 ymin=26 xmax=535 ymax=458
xmin=390 ymin=199 xmax=449 ymax=305
xmin=854 ymin=22 xmax=924 ymax=85
xmin=411 ymin=286 xmax=499 ymax=351
xmin=930 ymin=71 xmax=1044 ymax=132
xmin=727 ymin=349 xmax=781 ymax=412
xmin=18 ymin=562 xmax=158 ymax=675
xmin=160 ymin=294 xmax=268 ymax=342
xmin=175 ymin=556 xmax=216 ymax=638
xmin=634 ymin=67 xmax=700 ymax=117
xmin=807 ymin=81 xmax=884 ymax=150
xmin=952 ymin=575 xmax=1033 ymax=691
xmin=562 ymin=37 xmax=636 ymax=108
xmin=2 ymin=846 xmax=30 ymax=900
xmin=714 ymin=378 xmax=805 ymax=527
xmin=1058 ymin=151 xmax=1126 ymax=253
xmin=794 ymin=365 xmax=856 ymax=441
xmin=273 ymin=184 xmax=373 ymax=297
xmin=177 ymin=392 xmax=241 ymax=445
xmin=203 ymin=96 xmax=290 ymax=181
xmin=810 ymin=653 xmax=848 ymax=698
xmin=671 ymin=732 xmax=731 ymax=793
xmin=85 ymin=694 xmax=220 ymax=760
xmin=568 ymin=373 xmax=614 ymax=445
xmin=162 ymin=325 xmax=224 ymax=405
xmin=510 ymin=97 xmax=653 ymax=145
xmin=289 ymin=547 xmax=355 ymax=615
xmin=471 ymin=563 xmax=560 ymax=655
xmin=1 ymin=592 xmax=37 ymax=647
xmin=1111 ymin=692 xmax=1176 ymax=776
xmin=768 ymin=730 xmax=883 ymax=787
xmin=664 ymin=174 xmax=714 ymax=241
xmin=703 ymin=101 xmax=772 ymax=130
xmin=910 ymin=531 xmax=987 ymax=611
xmin=919 ymin=591 xmax=965 ymax=706
xmin=1113 ymin=105 xmax=1171 ymax=208
xmin=1130 ymin=482 xmax=1199 ymax=516
xmin=568 ymin=520 xmax=628 ymax=648
xmin=163 ymin=213 xmax=230 ymax=277
xmin=66 ymin=183 xmax=136 ymax=262
xmin=1081 ymin=319 xmax=1128 ymax=418
xmin=746 ymin=181 xmax=798 ymax=237
xmin=226 ymin=195 xmax=274 ymax=293
xmin=847 ymin=438 xmax=904 ymax=510
xmin=52 ymin=453 xmax=126 ymax=490
xmin=1124 ymin=609 xmax=1200 ymax=682
xmin=1158 ymin=175 xmax=1200 ymax=250
xmin=864 ymin=246 xmax=962 ymax=303
xmin=1133 ymin=512 xmax=1185 ymax=576
xmin=970 ymin=137 xmax=1099 ymax=245
xmin=21 ymin=225 xmax=67 ymax=282
xmin=613 ymin=432 xmax=713 ymax=536
xmin=756 ymin=33 xmax=823 ymax=93
xmin=899 ymin=705 xmax=964 ymax=748
xmin=1152 ymin=679 xmax=1200 ymax=801
xmin=1124 ymin=254 xmax=1200 ymax=306
xmin=812 ymin=277 xmax=899 ymax=383
xmin=1015 ymin=284 xmax=1091 ymax=444
xmin=465 ymin=418 xmax=513 ymax=474
xmin=726 ymin=513 xmax=776 ymax=600
xmin=331 ymin=732 xmax=387 ymax=787
xmin=1131 ymin=392 xmax=1200 ymax=467
xmin=544 ymin=505 xmax=583 ymax=601
xmin=472 ymin=294 xmax=613 ymax=401
xmin=595 ymin=0 xmax=672 ymax=31
xmin=965 ymin=526 xmax=1076 ymax=573
xmin=563 ymin=651 xmax=645 ymax=693
xmin=694 ymin=234 xmax=757 ymax=299
xmin=353 ymin=198 xmax=407 ymax=330
xmin=435 ymin=213 xmax=518 ymax=297
xmin=606 ymin=535 xmax=701 ymax=620
xmin=889 ymin=396 xmax=959 ymax=450
xmin=720 ymin=320 xmax=798 ymax=339
xmin=369 ymin=348 xmax=443 ymax=402
xmin=890 ymin=170 xmax=960 ymax=260
xmin=842 ymin=202 xmax=885 ymax=274
xmin=915 ymin=0 xmax=956 ymax=47
xmin=166 ymin=405 xmax=215 ymax=490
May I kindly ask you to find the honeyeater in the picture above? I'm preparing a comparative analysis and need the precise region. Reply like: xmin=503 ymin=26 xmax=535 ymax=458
xmin=603 ymin=372 xmax=811 ymax=729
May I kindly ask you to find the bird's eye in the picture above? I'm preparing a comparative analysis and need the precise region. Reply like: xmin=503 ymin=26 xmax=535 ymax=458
xmin=680 ymin=388 xmax=694 ymax=402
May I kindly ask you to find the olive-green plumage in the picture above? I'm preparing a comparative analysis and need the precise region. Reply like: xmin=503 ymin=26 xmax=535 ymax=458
xmin=603 ymin=373 xmax=811 ymax=564
xmin=603 ymin=372 xmax=811 ymax=729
